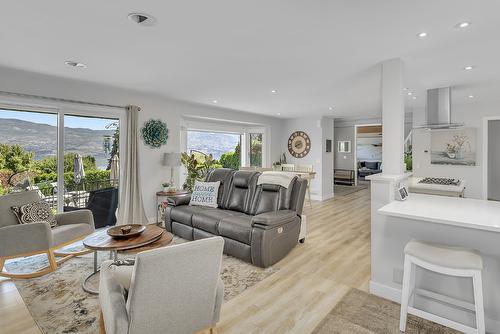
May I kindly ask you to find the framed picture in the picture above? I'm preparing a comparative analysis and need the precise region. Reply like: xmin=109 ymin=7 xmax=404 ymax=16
xmin=338 ymin=140 xmax=351 ymax=153
xmin=430 ymin=128 xmax=477 ymax=166
xmin=326 ymin=139 xmax=332 ymax=153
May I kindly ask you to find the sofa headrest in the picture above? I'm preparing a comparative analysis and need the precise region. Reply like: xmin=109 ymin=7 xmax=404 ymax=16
xmin=261 ymin=183 xmax=281 ymax=192
xmin=233 ymin=171 xmax=259 ymax=189
xmin=206 ymin=168 xmax=234 ymax=184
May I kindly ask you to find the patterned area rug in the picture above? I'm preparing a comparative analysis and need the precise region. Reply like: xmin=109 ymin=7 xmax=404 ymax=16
xmin=313 ymin=288 xmax=460 ymax=334
xmin=5 ymin=237 xmax=278 ymax=334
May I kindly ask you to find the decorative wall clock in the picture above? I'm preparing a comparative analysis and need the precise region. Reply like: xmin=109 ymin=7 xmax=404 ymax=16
xmin=288 ymin=131 xmax=311 ymax=158
xmin=141 ymin=119 xmax=169 ymax=148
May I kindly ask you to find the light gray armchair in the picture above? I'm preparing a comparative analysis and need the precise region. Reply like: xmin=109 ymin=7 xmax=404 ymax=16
xmin=99 ymin=237 xmax=225 ymax=334
xmin=0 ymin=190 xmax=95 ymax=278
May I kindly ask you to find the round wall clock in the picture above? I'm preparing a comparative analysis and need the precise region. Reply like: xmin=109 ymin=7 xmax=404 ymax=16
xmin=288 ymin=131 xmax=311 ymax=158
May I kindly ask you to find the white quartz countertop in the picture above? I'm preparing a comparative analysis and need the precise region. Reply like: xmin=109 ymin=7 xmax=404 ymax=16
xmin=379 ymin=194 xmax=500 ymax=233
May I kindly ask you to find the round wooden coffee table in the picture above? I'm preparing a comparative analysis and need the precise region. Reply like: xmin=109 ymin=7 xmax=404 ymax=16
xmin=82 ymin=225 xmax=173 ymax=294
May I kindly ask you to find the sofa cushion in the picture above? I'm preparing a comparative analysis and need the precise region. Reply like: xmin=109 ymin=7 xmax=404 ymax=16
xmin=218 ymin=214 xmax=253 ymax=245
xmin=364 ymin=161 xmax=379 ymax=169
xmin=206 ymin=168 xmax=235 ymax=208
xmin=169 ymin=206 xmax=206 ymax=226
xmin=51 ymin=223 xmax=92 ymax=246
xmin=192 ymin=209 xmax=235 ymax=234
xmin=226 ymin=171 xmax=259 ymax=214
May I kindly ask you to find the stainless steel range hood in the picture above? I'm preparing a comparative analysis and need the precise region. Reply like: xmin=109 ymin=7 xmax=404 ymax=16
xmin=415 ymin=87 xmax=464 ymax=129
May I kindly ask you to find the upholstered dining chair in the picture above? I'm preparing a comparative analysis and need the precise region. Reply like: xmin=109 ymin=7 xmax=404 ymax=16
xmin=99 ymin=237 xmax=225 ymax=334
xmin=0 ymin=190 xmax=95 ymax=278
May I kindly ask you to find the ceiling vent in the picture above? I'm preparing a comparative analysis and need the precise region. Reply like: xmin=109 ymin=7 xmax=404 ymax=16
xmin=128 ymin=13 xmax=155 ymax=26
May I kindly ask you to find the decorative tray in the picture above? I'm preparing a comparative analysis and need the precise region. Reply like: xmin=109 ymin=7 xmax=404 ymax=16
xmin=107 ymin=224 xmax=146 ymax=239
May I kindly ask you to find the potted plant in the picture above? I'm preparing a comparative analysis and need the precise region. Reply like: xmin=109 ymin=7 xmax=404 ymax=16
xmin=446 ymin=143 xmax=457 ymax=159
xmin=162 ymin=182 xmax=172 ymax=192
xmin=180 ymin=152 xmax=218 ymax=191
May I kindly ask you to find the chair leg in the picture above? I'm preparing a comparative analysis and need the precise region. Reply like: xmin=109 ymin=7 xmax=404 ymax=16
xmin=0 ymin=257 xmax=5 ymax=272
xmin=399 ymin=255 xmax=412 ymax=332
xmin=307 ymin=184 xmax=312 ymax=208
xmin=47 ymin=250 xmax=57 ymax=271
xmin=99 ymin=311 xmax=106 ymax=334
xmin=210 ymin=327 xmax=217 ymax=334
xmin=473 ymin=271 xmax=486 ymax=334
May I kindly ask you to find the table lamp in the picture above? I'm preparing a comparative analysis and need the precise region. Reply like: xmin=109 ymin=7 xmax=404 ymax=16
xmin=163 ymin=152 xmax=181 ymax=188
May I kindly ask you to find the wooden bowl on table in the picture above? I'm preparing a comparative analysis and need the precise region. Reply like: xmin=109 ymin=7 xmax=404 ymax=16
xmin=107 ymin=224 xmax=146 ymax=239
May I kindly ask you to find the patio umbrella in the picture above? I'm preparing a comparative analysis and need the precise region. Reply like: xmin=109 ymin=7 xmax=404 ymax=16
xmin=74 ymin=154 xmax=85 ymax=184
xmin=110 ymin=154 xmax=119 ymax=187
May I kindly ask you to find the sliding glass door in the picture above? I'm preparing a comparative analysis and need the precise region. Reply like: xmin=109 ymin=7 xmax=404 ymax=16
xmin=63 ymin=115 xmax=120 ymax=209
xmin=0 ymin=108 xmax=59 ymax=208
xmin=0 ymin=106 xmax=122 ymax=218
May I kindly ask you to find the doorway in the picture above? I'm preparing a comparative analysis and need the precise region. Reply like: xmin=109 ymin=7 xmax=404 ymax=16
xmin=354 ymin=124 xmax=382 ymax=185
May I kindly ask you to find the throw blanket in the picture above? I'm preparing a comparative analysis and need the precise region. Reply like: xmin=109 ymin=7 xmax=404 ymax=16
xmin=257 ymin=171 xmax=295 ymax=189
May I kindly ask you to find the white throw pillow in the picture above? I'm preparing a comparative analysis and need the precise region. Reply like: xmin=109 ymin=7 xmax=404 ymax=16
xmin=189 ymin=180 xmax=220 ymax=208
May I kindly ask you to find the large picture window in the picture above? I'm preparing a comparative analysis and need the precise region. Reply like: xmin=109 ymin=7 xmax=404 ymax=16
xmin=0 ymin=106 xmax=122 ymax=213
xmin=186 ymin=130 xmax=241 ymax=170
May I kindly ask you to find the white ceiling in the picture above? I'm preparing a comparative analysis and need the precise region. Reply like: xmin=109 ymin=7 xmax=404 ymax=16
xmin=1 ymin=1 xmax=499 ymax=118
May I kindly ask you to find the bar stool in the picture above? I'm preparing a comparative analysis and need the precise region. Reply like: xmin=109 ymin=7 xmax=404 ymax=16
xmin=400 ymin=240 xmax=485 ymax=334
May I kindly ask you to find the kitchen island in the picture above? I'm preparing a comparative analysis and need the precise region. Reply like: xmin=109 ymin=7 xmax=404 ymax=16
xmin=371 ymin=192 xmax=500 ymax=332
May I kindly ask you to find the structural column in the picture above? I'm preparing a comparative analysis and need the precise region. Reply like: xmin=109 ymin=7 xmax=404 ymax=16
xmin=381 ymin=58 xmax=405 ymax=175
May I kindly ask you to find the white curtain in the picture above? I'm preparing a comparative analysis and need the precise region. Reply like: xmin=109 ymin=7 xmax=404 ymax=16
xmin=116 ymin=105 xmax=148 ymax=225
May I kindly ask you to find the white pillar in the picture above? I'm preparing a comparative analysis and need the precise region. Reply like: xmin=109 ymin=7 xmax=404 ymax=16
xmin=381 ymin=58 xmax=405 ymax=175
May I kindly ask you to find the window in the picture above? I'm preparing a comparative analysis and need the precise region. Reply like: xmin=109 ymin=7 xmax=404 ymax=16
xmin=249 ymin=133 xmax=263 ymax=167
xmin=186 ymin=130 xmax=241 ymax=170
xmin=0 ymin=106 xmax=122 ymax=213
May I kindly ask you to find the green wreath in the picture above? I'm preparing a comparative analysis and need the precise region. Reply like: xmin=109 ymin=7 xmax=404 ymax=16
xmin=141 ymin=119 xmax=169 ymax=148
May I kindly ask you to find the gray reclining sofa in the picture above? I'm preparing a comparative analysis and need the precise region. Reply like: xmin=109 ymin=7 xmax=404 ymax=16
xmin=165 ymin=169 xmax=307 ymax=267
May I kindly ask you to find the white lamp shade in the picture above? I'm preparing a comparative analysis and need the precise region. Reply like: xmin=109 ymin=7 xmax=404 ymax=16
xmin=163 ymin=152 xmax=181 ymax=166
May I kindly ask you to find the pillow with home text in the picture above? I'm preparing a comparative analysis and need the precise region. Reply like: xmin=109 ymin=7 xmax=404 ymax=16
xmin=189 ymin=181 xmax=220 ymax=208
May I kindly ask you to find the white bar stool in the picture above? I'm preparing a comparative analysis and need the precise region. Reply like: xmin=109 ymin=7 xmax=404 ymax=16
xmin=400 ymin=240 xmax=485 ymax=334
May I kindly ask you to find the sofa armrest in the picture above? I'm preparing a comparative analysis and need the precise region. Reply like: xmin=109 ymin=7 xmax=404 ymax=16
xmin=166 ymin=195 xmax=191 ymax=207
xmin=252 ymin=210 xmax=297 ymax=230
xmin=55 ymin=209 xmax=95 ymax=229
xmin=0 ymin=223 xmax=52 ymax=257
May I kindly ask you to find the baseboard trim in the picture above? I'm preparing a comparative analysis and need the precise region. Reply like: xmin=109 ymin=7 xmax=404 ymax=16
xmin=310 ymin=193 xmax=334 ymax=202
xmin=369 ymin=280 xmax=500 ymax=333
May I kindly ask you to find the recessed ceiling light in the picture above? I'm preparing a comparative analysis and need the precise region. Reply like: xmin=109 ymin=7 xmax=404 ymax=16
xmin=64 ymin=61 xmax=86 ymax=68
xmin=412 ymin=96 xmax=417 ymax=100
xmin=468 ymin=95 xmax=475 ymax=99
xmin=128 ymin=13 xmax=156 ymax=26
xmin=328 ymin=106 xmax=334 ymax=111
xmin=277 ymin=112 xmax=281 ymax=116
xmin=271 ymin=89 xmax=278 ymax=94
xmin=417 ymin=32 xmax=428 ymax=38
xmin=456 ymin=22 xmax=471 ymax=28
xmin=407 ymin=92 xmax=413 ymax=96
xmin=463 ymin=65 xmax=475 ymax=71
xmin=212 ymin=100 xmax=218 ymax=104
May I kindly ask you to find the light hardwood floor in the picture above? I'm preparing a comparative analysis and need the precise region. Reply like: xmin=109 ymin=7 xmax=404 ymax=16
xmin=0 ymin=187 xmax=371 ymax=334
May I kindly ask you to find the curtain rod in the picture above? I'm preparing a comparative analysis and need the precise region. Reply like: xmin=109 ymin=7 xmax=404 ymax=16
xmin=0 ymin=90 xmax=127 ymax=110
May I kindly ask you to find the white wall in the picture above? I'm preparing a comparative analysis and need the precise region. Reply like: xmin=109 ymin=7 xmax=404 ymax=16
xmin=321 ymin=117 xmax=334 ymax=200
xmin=0 ymin=66 xmax=284 ymax=221
xmin=413 ymin=101 xmax=500 ymax=199
xmin=334 ymin=126 xmax=356 ymax=170
xmin=488 ymin=120 xmax=500 ymax=201
xmin=280 ymin=116 xmax=334 ymax=200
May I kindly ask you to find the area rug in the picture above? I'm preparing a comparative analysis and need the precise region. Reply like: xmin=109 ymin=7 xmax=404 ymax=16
xmin=5 ymin=237 xmax=278 ymax=334
xmin=334 ymin=183 xmax=368 ymax=196
xmin=313 ymin=288 xmax=460 ymax=334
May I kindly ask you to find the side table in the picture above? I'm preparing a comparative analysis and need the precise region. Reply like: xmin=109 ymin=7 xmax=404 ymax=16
xmin=156 ymin=190 xmax=190 ymax=225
